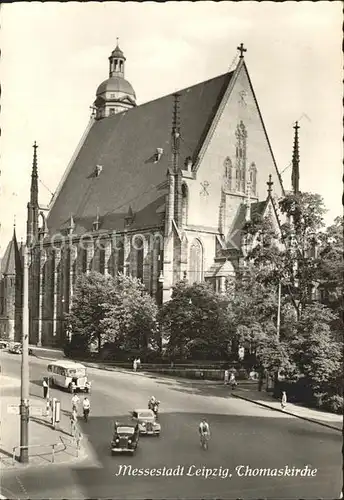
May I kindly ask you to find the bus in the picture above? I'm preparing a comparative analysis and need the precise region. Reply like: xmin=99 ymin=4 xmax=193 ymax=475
xmin=47 ymin=360 xmax=90 ymax=393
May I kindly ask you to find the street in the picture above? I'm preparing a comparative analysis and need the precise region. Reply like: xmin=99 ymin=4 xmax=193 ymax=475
xmin=1 ymin=351 xmax=342 ymax=499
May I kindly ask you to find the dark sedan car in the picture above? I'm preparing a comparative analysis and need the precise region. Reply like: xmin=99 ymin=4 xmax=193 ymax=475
xmin=111 ymin=421 xmax=139 ymax=455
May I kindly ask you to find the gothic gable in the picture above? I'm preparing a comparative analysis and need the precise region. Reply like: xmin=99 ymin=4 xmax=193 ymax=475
xmin=185 ymin=60 xmax=284 ymax=231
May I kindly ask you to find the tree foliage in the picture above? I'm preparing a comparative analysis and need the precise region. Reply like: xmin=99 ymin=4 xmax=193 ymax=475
xmin=65 ymin=271 xmax=158 ymax=355
xmin=161 ymin=281 xmax=231 ymax=360
xmin=288 ymin=303 xmax=342 ymax=393
xmin=243 ymin=192 xmax=328 ymax=320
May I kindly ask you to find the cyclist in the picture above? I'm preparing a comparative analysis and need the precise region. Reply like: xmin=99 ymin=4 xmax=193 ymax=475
xmin=148 ymin=395 xmax=157 ymax=410
xmin=199 ymin=418 xmax=210 ymax=448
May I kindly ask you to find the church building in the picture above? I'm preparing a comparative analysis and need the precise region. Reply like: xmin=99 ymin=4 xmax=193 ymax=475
xmin=11 ymin=42 xmax=290 ymax=346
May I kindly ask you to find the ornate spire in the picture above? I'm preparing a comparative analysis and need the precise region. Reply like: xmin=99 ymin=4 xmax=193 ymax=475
xmin=31 ymin=141 xmax=39 ymax=207
xmin=27 ymin=141 xmax=39 ymax=245
xmin=291 ymin=121 xmax=300 ymax=195
xmin=267 ymin=174 xmax=273 ymax=197
xmin=171 ymin=93 xmax=181 ymax=173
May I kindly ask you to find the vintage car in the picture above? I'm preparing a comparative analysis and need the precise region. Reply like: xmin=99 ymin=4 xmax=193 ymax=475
xmin=8 ymin=342 xmax=22 ymax=354
xmin=0 ymin=341 xmax=9 ymax=350
xmin=8 ymin=343 xmax=33 ymax=355
xmin=131 ymin=409 xmax=161 ymax=436
xmin=111 ymin=421 xmax=139 ymax=454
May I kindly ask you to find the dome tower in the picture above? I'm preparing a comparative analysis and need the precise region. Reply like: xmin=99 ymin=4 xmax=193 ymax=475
xmin=93 ymin=40 xmax=136 ymax=119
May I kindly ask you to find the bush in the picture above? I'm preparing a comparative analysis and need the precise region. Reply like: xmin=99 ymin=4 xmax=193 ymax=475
xmin=64 ymin=334 xmax=89 ymax=359
xmin=321 ymin=394 xmax=344 ymax=414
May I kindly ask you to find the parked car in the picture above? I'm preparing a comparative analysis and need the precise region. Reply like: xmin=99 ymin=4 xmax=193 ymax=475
xmin=7 ymin=343 xmax=33 ymax=355
xmin=8 ymin=342 xmax=22 ymax=354
xmin=0 ymin=341 xmax=9 ymax=350
xmin=111 ymin=421 xmax=139 ymax=455
xmin=130 ymin=409 xmax=161 ymax=436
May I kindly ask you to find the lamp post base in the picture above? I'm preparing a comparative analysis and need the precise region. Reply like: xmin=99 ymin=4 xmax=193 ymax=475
xmin=19 ymin=403 xmax=29 ymax=463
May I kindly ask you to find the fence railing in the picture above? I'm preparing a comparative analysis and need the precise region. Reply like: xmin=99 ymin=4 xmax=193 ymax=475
xmin=12 ymin=439 xmax=64 ymax=465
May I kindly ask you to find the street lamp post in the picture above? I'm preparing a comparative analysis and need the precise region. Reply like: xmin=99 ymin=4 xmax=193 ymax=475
xmin=20 ymin=243 xmax=30 ymax=463
xmin=276 ymin=280 xmax=281 ymax=340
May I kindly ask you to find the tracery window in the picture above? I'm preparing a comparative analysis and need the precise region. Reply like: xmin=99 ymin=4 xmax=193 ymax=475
xmin=223 ymin=157 xmax=232 ymax=191
xmin=249 ymin=162 xmax=257 ymax=195
xmin=181 ymin=183 xmax=189 ymax=225
xmin=189 ymin=239 xmax=203 ymax=283
xmin=235 ymin=121 xmax=247 ymax=193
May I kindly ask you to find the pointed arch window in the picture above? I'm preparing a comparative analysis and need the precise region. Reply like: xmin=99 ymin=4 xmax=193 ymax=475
xmin=181 ymin=183 xmax=188 ymax=225
xmin=189 ymin=239 xmax=203 ymax=283
xmin=117 ymin=241 xmax=124 ymax=275
xmin=235 ymin=121 xmax=247 ymax=193
xmin=134 ymin=236 xmax=144 ymax=281
xmin=249 ymin=162 xmax=257 ymax=195
xmin=223 ymin=157 xmax=232 ymax=190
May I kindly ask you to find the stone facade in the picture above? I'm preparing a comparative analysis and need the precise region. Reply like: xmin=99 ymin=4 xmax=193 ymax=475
xmin=27 ymin=229 xmax=164 ymax=345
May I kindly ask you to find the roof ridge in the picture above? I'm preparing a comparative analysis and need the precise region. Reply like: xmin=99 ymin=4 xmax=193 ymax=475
xmin=103 ymin=70 xmax=235 ymax=116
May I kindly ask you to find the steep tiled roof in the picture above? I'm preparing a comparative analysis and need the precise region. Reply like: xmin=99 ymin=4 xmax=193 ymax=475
xmin=47 ymin=72 xmax=234 ymax=235
xmin=1 ymin=230 xmax=20 ymax=276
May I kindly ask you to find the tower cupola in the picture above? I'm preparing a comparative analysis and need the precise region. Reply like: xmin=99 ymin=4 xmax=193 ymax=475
xmin=109 ymin=42 xmax=126 ymax=77
xmin=93 ymin=39 xmax=136 ymax=120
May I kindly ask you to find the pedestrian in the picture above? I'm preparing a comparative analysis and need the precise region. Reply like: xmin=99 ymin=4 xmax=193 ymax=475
xmin=71 ymin=393 xmax=80 ymax=414
xmin=133 ymin=358 xmax=137 ymax=372
xmin=82 ymin=396 xmax=91 ymax=422
xmin=281 ymin=391 xmax=287 ymax=410
xmin=70 ymin=408 xmax=78 ymax=437
xmin=224 ymin=369 xmax=229 ymax=385
xmin=229 ymin=372 xmax=237 ymax=390
xmin=43 ymin=378 xmax=49 ymax=399
xmin=71 ymin=379 xmax=76 ymax=394
xmin=136 ymin=357 xmax=141 ymax=370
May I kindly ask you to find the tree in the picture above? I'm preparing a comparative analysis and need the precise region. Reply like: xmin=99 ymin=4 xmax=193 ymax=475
xmin=225 ymin=269 xmax=293 ymax=371
xmin=65 ymin=272 xmax=159 ymax=355
xmin=317 ymin=216 xmax=343 ymax=312
xmin=161 ymin=281 xmax=231 ymax=360
xmin=288 ymin=303 xmax=343 ymax=404
xmin=278 ymin=192 xmax=327 ymax=318
xmin=65 ymin=271 xmax=117 ymax=353
xmin=243 ymin=192 xmax=328 ymax=321
xmin=101 ymin=273 xmax=159 ymax=353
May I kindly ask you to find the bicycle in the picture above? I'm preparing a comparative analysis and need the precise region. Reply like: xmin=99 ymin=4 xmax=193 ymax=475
xmin=200 ymin=432 xmax=209 ymax=450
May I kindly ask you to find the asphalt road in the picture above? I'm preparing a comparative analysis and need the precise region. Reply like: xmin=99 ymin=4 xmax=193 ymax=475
xmin=0 ymin=351 xmax=342 ymax=499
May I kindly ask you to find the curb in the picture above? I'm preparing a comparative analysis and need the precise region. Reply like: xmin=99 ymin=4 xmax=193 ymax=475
xmin=232 ymin=392 xmax=342 ymax=432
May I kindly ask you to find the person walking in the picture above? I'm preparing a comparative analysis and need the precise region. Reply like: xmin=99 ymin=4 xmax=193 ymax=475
xmin=133 ymin=358 xmax=137 ymax=372
xmin=136 ymin=357 xmax=141 ymax=370
xmin=70 ymin=408 xmax=78 ymax=437
xmin=281 ymin=391 xmax=287 ymax=410
xmin=43 ymin=378 xmax=49 ymax=399
xmin=224 ymin=369 xmax=229 ymax=385
xmin=82 ymin=396 xmax=91 ymax=422
xmin=71 ymin=393 xmax=80 ymax=414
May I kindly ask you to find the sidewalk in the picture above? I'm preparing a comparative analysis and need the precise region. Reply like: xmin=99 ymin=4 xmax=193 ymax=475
xmin=232 ymin=385 xmax=343 ymax=431
xmin=0 ymin=377 xmax=90 ymax=470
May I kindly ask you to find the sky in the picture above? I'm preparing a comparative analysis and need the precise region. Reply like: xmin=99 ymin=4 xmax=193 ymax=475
xmin=0 ymin=1 xmax=342 ymax=257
